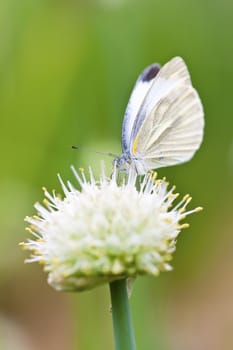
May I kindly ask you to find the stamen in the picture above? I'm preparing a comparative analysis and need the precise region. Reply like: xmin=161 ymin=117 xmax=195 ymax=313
xmin=57 ymin=174 xmax=70 ymax=196
xmin=71 ymin=165 xmax=83 ymax=187
xmin=184 ymin=206 xmax=203 ymax=216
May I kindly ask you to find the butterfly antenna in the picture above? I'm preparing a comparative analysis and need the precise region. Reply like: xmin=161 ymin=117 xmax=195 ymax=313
xmin=71 ymin=145 xmax=118 ymax=158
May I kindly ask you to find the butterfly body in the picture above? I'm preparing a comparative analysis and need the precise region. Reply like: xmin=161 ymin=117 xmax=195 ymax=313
xmin=115 ymin=57 xmax=204 ymax=175
xmin=115 ymin=152 xmax=145 ymax=174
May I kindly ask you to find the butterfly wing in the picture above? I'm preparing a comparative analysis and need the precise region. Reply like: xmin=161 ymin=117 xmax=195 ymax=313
xmin=130 ymin=57 xmax=204 ymax=172
xmin=122 ymin=64 xmax=160 ymax=152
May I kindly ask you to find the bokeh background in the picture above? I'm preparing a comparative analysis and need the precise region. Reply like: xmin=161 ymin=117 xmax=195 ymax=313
xmin=1 ymin=0 xmax=233 ymax=349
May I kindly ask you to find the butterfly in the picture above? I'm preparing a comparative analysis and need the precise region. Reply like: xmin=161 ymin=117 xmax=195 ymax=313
xmin=115 ymin=56 xmax=204 ymax=175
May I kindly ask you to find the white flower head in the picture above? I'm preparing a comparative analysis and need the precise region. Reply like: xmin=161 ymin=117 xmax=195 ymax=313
xmin=21 ymin=163 xmax=202 ymax=292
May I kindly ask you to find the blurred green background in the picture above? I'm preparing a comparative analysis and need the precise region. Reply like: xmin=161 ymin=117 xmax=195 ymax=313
xmin=1 ymin=0 xmax=233 ymax=349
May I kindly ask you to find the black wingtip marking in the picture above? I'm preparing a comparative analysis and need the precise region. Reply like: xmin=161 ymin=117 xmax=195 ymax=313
xmin=141 ymin=64 xmax=160 ymax=82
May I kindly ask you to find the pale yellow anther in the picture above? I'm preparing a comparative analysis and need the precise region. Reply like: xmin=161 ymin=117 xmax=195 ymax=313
xmin=179 ymin=214 xmax=186 ymax=220
xmin=183 ymin=194 xmax=190 ymax=201
xmin=195 ymin=206 xmax=203 ymax=212
xmin=164 ymin=217 xmax=172 ymax=224
xmin=52 ymin=257 xmax=59 ymax=264
xmin=178 ymin=223 xmax=190 ymax=229
xmin=43 ymin=199 xmax=49 ymax=206
xmin=151 ymin=172 xmax=157 ymax=182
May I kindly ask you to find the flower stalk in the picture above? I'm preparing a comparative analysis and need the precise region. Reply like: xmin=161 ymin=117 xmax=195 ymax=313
xmin=110 ymin=279 xmax=136 ymax=350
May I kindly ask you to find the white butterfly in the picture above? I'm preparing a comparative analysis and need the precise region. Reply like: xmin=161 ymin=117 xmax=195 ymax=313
xmin=115 ymin=56 xmax=204 ymax=175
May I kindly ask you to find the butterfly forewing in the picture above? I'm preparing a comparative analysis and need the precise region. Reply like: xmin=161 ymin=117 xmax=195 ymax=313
xmin=129 ymin=57 xmax=192 ymax=146
xmin=122 ymin=64 xmax=160 ymax=152
xmin=130 ymin=57 xmax=204 ymax=170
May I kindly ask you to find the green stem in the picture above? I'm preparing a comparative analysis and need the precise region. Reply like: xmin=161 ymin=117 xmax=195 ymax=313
xmin=109 ymin=279 xmax=136 ymax=350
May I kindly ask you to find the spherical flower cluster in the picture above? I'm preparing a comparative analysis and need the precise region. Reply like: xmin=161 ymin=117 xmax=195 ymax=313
xmin=21 ymin=163 xmax=201 ymax=292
